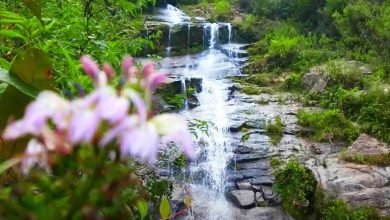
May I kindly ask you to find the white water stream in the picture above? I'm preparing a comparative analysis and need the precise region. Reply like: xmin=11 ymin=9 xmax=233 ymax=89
xmin=157 ymin=5 xmax=247 ymax=219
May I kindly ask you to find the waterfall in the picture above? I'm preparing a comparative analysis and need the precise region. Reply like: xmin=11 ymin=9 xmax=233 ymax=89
xmin=181 ymin=78 xmax=188 ymax=110
xmin=167 ymin=26 xmax=172 ymax=56
xmin=227 ymin=23 xmax=232 ymax=44
xmin=207 ymin=23 xmax=219 ymax=49
xmin=154 ymin=4 xmax=248 ymax=219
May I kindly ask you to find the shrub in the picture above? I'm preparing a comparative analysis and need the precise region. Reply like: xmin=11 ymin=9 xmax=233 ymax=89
xmin=214 ymin=0 xmax=231 ymax=20
xmin=273 ymin=158 xmax=317 ymax=219
xmin=326 ymin=60 xmax=364 ymax=89
xmin=284 ymin=72 xmax=303 ymax=90
xmin=297 ymin=109 xmax=359 ymax=142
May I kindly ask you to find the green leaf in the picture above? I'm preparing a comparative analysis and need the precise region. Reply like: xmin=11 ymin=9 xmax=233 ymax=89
xmin=0 ymin=68 xmax=39 ymax=98
xmin=0 ymin=30 xmax=27 ymax=41
xmin=0 ymin=157 xmax=22 ymax=175
xmin=136 ymin=199 xmax=148 ymax=220
xmin=0 ymin=19 xmax=25 ymax=25
xmin=9 ymin=48 xmax=54 ymax=91
xmin=0 ymin=58 xmax=10 ymax=70
xmin=21 ymin=0 xmax=41 ymax=19
xmin=159 ymin=196 xmax=171 ymax=220
xmin=0 ymin=10 xmax=23 ymax=19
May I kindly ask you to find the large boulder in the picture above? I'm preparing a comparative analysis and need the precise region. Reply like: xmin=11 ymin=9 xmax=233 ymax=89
xmin=345 ymin=133 xmax=389 ymax=157
xmin=301 ymin=66 xmax=329 ymax=92
xmin=309 ymin=156 xmax=390 ymax=215
xmin=301 ymin=60 xmax=372 ymax=92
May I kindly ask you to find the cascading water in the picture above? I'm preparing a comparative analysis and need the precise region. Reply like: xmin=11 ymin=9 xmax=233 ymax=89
xmin=227 ymin=23 xmax=232 ymax=44
xmin=153 ymin=5 xmax=248 ymax=219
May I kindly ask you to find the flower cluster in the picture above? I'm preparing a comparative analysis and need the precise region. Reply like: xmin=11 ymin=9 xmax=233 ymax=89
xmin=3 ymin=56 xmax=195 ymax=174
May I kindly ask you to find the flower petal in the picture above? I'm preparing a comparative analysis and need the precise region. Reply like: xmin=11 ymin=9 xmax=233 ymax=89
xmin=68 ymin=110 xmax=100 ymax=144
xmin=80 ymin=55 xmax=100 ymax=79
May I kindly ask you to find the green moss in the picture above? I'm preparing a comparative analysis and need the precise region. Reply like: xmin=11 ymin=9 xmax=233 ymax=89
xmin=265 ymin=116 xmax=285 ymax=145
xmin=270 ymin=157 xmax=282 ymax=169
xmin=241 ymin=132 xmax=250 ymax=142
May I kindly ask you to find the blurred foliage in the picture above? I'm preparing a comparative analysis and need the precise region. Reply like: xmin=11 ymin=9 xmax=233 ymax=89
xmin=0 ymin=146 xmax=149 ymax=219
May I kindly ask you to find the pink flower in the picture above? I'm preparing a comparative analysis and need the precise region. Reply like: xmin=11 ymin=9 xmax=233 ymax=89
xmin=119 ymin=124 xmax=159 ymax=163
xmin=102 ymin=63 xmax=114 ymax=79
xmin=3 ymin=91 xmax=69 ymax=139
xmin=146 ymin=72 xmax=167 ymax=91
xmin=68 ymin=109 xmax=100 ymax=144
xmin=21 ymin=139 xmax=49 ymax=175
xmin=80 ymin=55 xmax=100 ymax=79
xmin=99 ymin=116 xmax=138 ymax=147
xmin=3 ymin=120 xmax=31 ymax=139
xmin=91 ymin=86 xmax=129 ymax=123
xmin=151 ymin=114 xmax=195 ymax=159
xmin=121 ymin=56 xmax=134 ymax=75
xmin=142 ymin=63 xmax=154 ymax=78
xmin=123 ymin=89 xmax=147 ymax=123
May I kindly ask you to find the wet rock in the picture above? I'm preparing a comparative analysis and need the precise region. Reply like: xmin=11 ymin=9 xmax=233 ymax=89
xmin=242 ymin=207 xmax=292 ymax=219
xmin=237 ymin=160 xmax=270 ymax=170
xmin=236 ymin=180 xmax=253 ymax=190
xmin=251 ymin=175 xmax=274 ymax=186
xmin=345 ymin=133 xmax=389 ymax=157
xmin=255 ymin=192 xmax=267 ymax=206
xmin=186 ymin=77 xmax=202 ymax=93
xmin=187 ymin=95 xmax=200 ymax=109
xmin=226 ymin=190 xmax=256 ymax=209
xmin=240 ymin=168 xmax=262 ymax=178
xmin=227 ymin=171 xmax=244 ymax=182
xmin=233 ymin=145 xmax=254 ymax=154
xmin=234 ymin=153 xmax=268 ymax=163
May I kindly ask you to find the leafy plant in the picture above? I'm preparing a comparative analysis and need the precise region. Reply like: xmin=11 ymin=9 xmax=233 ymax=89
xmin=273 ymin=158 xmax=316 ymax=219
xmin=297 ymin=109 xmax=359 ymax=142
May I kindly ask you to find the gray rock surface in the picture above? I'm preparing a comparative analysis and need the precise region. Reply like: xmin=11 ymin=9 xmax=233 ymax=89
xmin=226 ymin=190 xmax=256 ymax=209
xmin=345 ymin=133 xmax=389 ymax=157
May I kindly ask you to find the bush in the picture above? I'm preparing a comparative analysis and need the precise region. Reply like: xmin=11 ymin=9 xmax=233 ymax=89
xmin=312 ymin=87 xmax=390 ymax=143
xmin=297 ymin=109 xmax=359 ymax=142
xmin=214 ymin=0 xmax=231 ymax=20
xmin=273 ymin=158 xmax=317 ymax=219
xmin=284 ymin=72 xmax=303 ymax=90
xmin=326 ymin=60 xmax=364 ymax=89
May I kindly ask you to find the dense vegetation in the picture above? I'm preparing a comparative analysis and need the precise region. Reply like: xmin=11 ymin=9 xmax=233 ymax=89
xmin=234 ymin=0 xmax=390 ymax=144
xmin=0 ymin=1 xmax=192 ymax=219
